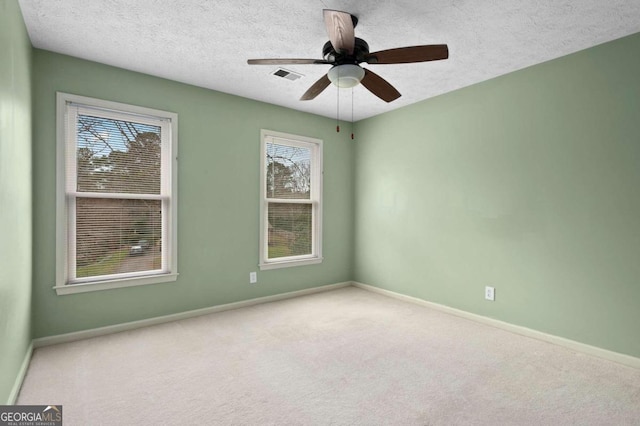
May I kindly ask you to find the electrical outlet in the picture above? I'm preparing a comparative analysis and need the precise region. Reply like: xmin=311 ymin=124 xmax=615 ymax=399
xmin=485 ymin=286 xmax=495 ymax=301
xmin=249 ymin=272 xmax=257 ymax=284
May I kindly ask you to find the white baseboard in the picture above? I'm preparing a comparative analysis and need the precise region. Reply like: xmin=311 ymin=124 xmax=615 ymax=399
xmin=7 ymin=342 xmax=33 ymax=405
xmin=33 ymin=281 xmax=351 ymax=348
xmin=352 ymin=281 xmax=640 ymax=370
xmin=29 ymin=280 xmax=639 ymax=373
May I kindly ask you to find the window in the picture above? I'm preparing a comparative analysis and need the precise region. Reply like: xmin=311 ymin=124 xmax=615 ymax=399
xmin=260 ymin=130 xmax=323 ymax=270
xmin=55 ymin=93 xmax=178 ymax=295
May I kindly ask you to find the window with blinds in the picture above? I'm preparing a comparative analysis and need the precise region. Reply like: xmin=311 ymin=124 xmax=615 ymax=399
xmin=56 ymin=93 xmax=178 ymax=294
xmin=260 ymin=130 xmax=322 ymax=270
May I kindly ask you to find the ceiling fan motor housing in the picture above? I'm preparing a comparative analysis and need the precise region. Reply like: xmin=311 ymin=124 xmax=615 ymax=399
xmin=322 ymin=38 xmax=370 ymax=64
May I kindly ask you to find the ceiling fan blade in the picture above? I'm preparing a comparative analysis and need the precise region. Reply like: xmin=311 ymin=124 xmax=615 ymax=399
xmin=300 ymin=74 xmax=331 ymax=101
xmin=364 ymin=45 xmax=449 ymax=64
xmin=248 ymin=58 xmax=330 ymax=65
xmin=360 ymin=69 xmax=401 ymax=103
xmin=323 ymin=9 xmax=355 ymax=55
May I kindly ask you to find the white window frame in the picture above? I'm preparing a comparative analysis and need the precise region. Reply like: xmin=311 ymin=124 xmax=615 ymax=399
xmin=55 ymin=92 xmax=178 ymax=295
xmin=260 ymin=129 xmax=323 ymax=270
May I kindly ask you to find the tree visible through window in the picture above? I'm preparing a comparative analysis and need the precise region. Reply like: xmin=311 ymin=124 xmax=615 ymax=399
xmin=260 ymin=130 xmax=322 ymax=269
xmin=74 ymin=114 xmax=163 ymax=277
xmin=56 ymin=93 xmax=178 ymax=294
xmin=266 ymin=142 xmax=312 ymax=258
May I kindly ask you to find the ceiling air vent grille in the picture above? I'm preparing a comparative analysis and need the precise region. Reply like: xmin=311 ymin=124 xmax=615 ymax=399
xmin=272 ymin=68 xmax=303 ymax=81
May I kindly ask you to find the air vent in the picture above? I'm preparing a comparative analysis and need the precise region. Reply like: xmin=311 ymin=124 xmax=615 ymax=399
xmin=272 ymin=68 xmax=303 ymax=81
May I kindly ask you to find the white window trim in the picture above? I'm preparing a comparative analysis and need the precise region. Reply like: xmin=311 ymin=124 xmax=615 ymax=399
xmin=54 ymin=92 xmax=178 ymax=295
xmin=259 ymin=129 xmax=323 ymax=270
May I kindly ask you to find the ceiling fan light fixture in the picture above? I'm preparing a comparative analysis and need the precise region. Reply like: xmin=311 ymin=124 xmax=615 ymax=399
xmin=327 ymin=64 xmax=365 ymax=88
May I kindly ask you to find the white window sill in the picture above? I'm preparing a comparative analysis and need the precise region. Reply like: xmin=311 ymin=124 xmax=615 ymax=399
xmin=54 ymin=273 xmax=179 ymax=295
xmin=259 ymin=257 xmax=323 ymax=271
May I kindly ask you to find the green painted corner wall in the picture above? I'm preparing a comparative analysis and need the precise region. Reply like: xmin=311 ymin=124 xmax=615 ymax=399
xmin=353 ymin=32 xmax=640 ymax=358
xmin=0 ymin=0 xmax=33 ymax=403
xmin=31 ymin=49 xmax=354 ymax=338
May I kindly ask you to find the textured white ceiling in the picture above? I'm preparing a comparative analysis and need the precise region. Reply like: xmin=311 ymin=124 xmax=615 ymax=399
xmin=18 ymin=0 xmax=640 ymax=121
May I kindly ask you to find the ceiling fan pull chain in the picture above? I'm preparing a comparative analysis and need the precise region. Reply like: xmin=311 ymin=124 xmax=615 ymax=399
xmin=336 ymin=74 xmax=340 ymax=132
xmin=351 ymin=87 xmax=355 ymax=140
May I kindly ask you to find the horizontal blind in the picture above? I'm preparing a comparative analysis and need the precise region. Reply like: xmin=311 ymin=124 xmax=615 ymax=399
xmin=264 ymin=135 xmax=316 ymax=260
xmin=66 ymin=102 xmax=167 ymax=282
xmin=75 ymin=198 xmax=162 ymax=279
xmin=265 ymin=140 xmax=312 ymax=200
xmin=70 ymin=109 xmax=162 ymax=195
xmin=267 ymin=202 xmax=313 ymax=258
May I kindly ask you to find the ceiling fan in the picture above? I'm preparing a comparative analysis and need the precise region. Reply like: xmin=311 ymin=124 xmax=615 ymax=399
xmin=247 ymin=9 xmax=449 ymax=103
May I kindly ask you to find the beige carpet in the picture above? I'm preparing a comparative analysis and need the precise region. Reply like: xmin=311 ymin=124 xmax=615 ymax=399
xmin=18 ymin=287 xmax=640 ymax=425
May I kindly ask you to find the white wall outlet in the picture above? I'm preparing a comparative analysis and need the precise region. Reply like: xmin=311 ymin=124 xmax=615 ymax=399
xmin=485 ymin=286 xmax=495 ymax=301
xmin=249 ymin=272 xmax=257 ymax=284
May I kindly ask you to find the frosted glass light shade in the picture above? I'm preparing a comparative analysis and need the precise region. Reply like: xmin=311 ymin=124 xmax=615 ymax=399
xmin=327 ymin=64 xmax=365 ymax=88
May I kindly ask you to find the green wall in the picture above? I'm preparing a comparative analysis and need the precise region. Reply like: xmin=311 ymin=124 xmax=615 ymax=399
xmin=354 ymin=32 xmax=640 ymax=358
xmin=32 ymin=50 xmax=354 ymax=338
xmin=0 ymin=0 xmax=32 ymax=403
